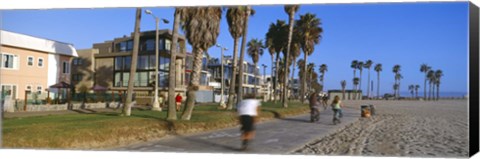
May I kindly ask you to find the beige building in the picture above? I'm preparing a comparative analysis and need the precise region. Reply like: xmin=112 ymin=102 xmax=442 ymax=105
xmin=0 ymin=30 xmax=78 ymax=106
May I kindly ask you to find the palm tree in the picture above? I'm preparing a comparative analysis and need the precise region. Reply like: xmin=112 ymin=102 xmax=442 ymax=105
xmin=265 ymin=20 xmax=288 ymax=103
xmin=393 ymin=83 xmax=399 ymax=98
xmin=427 ymin=70 xmax=435 ymax=100
xmin=236 ymin=6 xmax=255 ymax=104
xmin=357 ymin=61 xmax=364 ymax=98
xmin=288 ymin=30 xmax=301 ymax=100
xmin=364 ymin=60 xmax=373 ymax=98
xmin=319 ymin=64 xmax=328 ymax=92
xmin=415 ymin=84 xmax=420 ymax=99
xmin=296 ymin=13 xmax=323 ymax=103
xmin=408 ymin=85 xmax=415 ymax=98
xmin=225 ymin=7 xmax=249 ymax=109
xmin=395 ymin=73 xmax=403 ymax=98
xmin=374 ymin=63 xmax=382 ymax=99
xmin=297 ymin=59 xmax=305 ymax=99
xmin=392 ymin=65 xmax=401 ymax=98
xmin=179 ymin=7 xmax=222 ymax=120
xmin=341 ymin=80 xmax=346 ymax=100
xmin=351 ymin=60 xmax=358 ymax=90
xmin=247 ymin=38 xmax=265 ymax=98
xmin=435 ymin=70 xmax=443 ymax=101
xmin=167 ymin=8 xmax=182 ymax=120
xmin=353 ymin=77 xmax=360 ymax=100
xmin=282 ymin=5 xmax=300 ymax=107
xmin=122 ymin=8 xmax=142 ymax=116
xmin=420 ymin=64 xmax=431 ymax=100
xmin=265 ymin=39 xmax=275 ymax=101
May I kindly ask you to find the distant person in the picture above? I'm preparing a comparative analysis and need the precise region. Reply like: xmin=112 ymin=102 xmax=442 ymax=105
xmin=236 ymin=94 xmax=261 ymax=151
xmin=175 ymin=93 xmax=182 ymax=111
xmin=309 ymin=92 xmax=320 ymax=122
xmin=330 ymin=95 xmax=344 ymax=125
xmin=322 ymin=95 xmax=329 ymax=110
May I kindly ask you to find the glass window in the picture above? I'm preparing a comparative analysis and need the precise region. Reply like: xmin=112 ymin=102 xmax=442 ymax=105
xmin=159 ymin=39 xmax=165 ymax=51
xmin=145 ymin=39 xmax=155 ymax=51
xmin=137 ymin=55 xmax=149 ymax=70
xmin=38 ymin=58 xmax=44 ymax=67
xmin=122 ymin=72 xmax=130 ymax=87
xmin=135 ymin=72 xmax=149 ymax=87
xmin=119 ymin=42 xmax=127 ymax=52
xmin=124 ymin=56 xmax=131 ymax=70
xmin=148 ymin=55 xmax=156 ymax=69
xmin=165 ymin=39 xmax=171 ymax=51
xmin=115 ymin=57 xmax=123 ymax=70
xmin=26 ymin=85 xmax=32 ymax=91
xmin=163 ymin=56 xmax=170 ymax=71
xmin=2 ymin=54 xmax=18 ymax=69
xmin=37 ymin=86 xmax=42 ymax=94
xmin=159 ymin=71 xmax=169 ymax=87
xmin=27 ymin=56 xmax=33 ymax=66
xmin=114 ymin=72 xmax=122 ymax=87
xmin=126 ymin=40 xmax=133 ymax=51
xmin=62 ymin=61 xmax=70 ymax=74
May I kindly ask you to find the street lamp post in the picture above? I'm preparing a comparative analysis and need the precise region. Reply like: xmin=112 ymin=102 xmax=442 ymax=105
xmin=145 ymin=9 xmax=169 ymax=111
xmin=215 ymin=44 xmax=227 ymax=108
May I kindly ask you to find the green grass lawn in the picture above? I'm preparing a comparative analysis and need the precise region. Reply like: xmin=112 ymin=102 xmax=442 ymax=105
xmin=2 ymin=101 xmax=309 ymax=149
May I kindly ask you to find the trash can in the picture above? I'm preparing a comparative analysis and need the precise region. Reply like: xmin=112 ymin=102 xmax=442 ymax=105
xmin=361 ymin=105 xmax=371 ymax=118
xmin=369 ymin=104 xmax=375 ymax=115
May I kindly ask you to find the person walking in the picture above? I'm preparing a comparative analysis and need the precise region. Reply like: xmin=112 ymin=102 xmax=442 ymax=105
xmin=309 ymin=92 xmax=320 ymax=122
xmin=236 ymin=94 xmax=261 ymax=151
xmin=331 ymin=95 xmax=344 ymax=125
xmin=175 ymin=93 xmax=182 ymax=111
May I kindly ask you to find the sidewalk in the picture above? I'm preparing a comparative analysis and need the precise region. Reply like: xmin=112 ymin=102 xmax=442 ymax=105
xmin=112 ymin=107 xmax=360 ymax=154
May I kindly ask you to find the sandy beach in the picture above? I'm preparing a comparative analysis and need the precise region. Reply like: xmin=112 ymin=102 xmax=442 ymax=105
xmin=294 ymin=99 xmax=469 ymax=158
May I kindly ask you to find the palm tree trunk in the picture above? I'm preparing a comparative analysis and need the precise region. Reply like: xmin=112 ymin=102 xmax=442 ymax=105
xmin=274 ymin=53 xmax=280 ymax=103
xmin=254 ymin=62 xmax=258 ymax=98
xmin=181 ymin=47 xmax=203 ymax=120
xmin=301 ymin=53 xmax=308 ymax=103
xmin=424 ymin=75 xmax=427 ymax=100
xmin=282 ymin=12 xmax=295 ymax=108
xmin=236 ymin=7 xmax=251 ymax=104
xmin=122 ymin=8 xmax=142 ymax=116
xmin=353 ymin=69 xmax=356 ymax=90
xmin=359 ymin=70 xmax=363 ymax=98
xmin=290 ymin=59 xmax=296 ymax=100
xmin=377 ymin=72 xmax=380 ymax=99
xmin=167 ymin=8 xmax=180 ymax=120
xmin=270 ymin=55 xmax=275 ymax=102
xmin=226 ymin=38 xmax=239 ymax=110
xmin=367 ymin=69 xmax=371 ymax=98
xmin=436 ymin=84 xmax=440 ymax=101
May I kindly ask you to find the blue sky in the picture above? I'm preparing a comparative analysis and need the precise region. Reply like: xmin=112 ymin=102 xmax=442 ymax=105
xmin=1 ymin=2 xmax=469 ymax=95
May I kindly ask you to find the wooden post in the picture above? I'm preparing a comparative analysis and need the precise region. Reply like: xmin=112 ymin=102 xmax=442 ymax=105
xmin=46 ymin=89 xmax=50 ymax=105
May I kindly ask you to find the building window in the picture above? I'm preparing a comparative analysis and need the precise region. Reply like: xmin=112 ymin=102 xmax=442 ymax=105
xmin=137 ymin=55 xmax=149 ymax=70
xmin=1 ymin=84 xmax=17 ymax=100
xmin=37 ymin=86 xmax=42 ymax=94
xmin=27 ymin=56 xmax=34 ymax=66
xmin=73 ymin=74 xmax=83 ymax=82
xmin=38 ymin=58 xmax=44 ymax=67
xmin=160 ymin=56 xmax=170 ymax=71
xmin=126 ymin=40 xmax=133 ymax=51
xmin=145 ymin=39 xmax=155 ymax=51
xmin=165 ymin=39 xmax=171 ymax=51
xmin=134 ymin=72 xmax=149 ymax=87
xmin=62 ymin=61 xmax=70 ymax=74
xmin=1 ymin=53 xmax=19 ymax=69
xmin=26 ymin=85 xmax=32 ymax=91
xmin=73 ymin=58 xmax=83 ymax=65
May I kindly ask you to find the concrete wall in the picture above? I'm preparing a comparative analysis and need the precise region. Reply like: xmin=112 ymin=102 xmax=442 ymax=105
xmin=195 ymin=90 xmax=214 ymax=103
xmin=5 ymin=101 xmax=110 ymax=112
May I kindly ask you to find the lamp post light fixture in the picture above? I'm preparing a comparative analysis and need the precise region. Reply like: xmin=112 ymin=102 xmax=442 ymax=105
xmin=145 ymin=9 xmax=169 ymax=111
xmin=215 ymin=44 xmax=228 ymax=108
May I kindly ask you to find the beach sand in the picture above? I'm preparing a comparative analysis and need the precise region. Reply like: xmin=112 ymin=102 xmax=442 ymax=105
xmin=294 ymin=99 xmax=469 ymax=158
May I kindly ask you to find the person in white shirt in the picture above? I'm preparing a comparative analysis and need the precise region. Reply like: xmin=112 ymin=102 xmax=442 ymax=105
xmin=236 ymin=94 xmax=261 ymax=151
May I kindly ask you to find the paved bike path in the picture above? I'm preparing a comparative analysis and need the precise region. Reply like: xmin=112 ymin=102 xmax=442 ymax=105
xmin=113 ymin=107 xmax=360 ymax=154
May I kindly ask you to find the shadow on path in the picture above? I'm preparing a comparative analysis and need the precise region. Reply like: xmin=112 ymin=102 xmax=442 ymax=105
xmin=177 ymin=135 xmax=241 ymax=152
xmin=262 ymin=109 xmax=311 ymax=123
